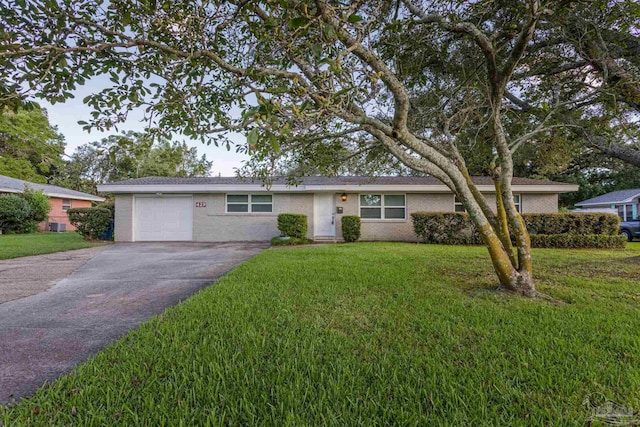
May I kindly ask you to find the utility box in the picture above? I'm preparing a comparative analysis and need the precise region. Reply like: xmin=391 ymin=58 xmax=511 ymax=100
xmin=49 ymin=223 xmax=67 ymax=232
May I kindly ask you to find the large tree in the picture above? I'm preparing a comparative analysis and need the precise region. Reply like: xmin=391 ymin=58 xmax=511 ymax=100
xmin=51 ymin=132 xmax=212 ymax=193
xmin=2 ymin=0 xmax=637 ymax=296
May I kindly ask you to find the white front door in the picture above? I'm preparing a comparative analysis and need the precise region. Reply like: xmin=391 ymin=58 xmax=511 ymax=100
xmin=134 ymin=196 xmax=193 ymax=241
xmin=314 ymin=193 xmax=336 ymax=237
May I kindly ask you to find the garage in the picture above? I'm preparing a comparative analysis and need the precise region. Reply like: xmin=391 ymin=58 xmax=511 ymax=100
xmin=134 ymin=196 xmax=193 ymax=241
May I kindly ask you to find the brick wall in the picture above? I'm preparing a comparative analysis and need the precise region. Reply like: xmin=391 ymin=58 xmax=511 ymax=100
xmin=39 ymin=197 xmax=92 ymax=232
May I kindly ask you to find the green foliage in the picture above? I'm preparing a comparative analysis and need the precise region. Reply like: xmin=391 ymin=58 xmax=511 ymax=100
xmin=0 ymin=105 xmax=65 ymax=182
xmin=277 ymin=213 xmax=308 ymax=239
xmin=1 ymin=243 xmax=639 ymax=425
xmin=530 ymin=234 xmax=627 ymax=249
xmin=20 ymin=186 xmax=50 ymax=223
xmin=341 ymin=215 xmax=361 ymax=242
xmin=0 ymin=232 xmax=105 ymax=260
xmin=411 ymin=212 xmax=621 ymax=247
xmin=270 ymin=236 xmax=313 ymax=246
xmin=0 ymin=194 xmax=31 ymax=233
xmin=522 ymin=213 xmax=619 ymax=236
xmin=50 ymin=132 xmax=212 ymax=193
xmin=411 ymin=212 xmax=481 ymax=245
xmin=67 ymin=207 xmax=112 ymax=240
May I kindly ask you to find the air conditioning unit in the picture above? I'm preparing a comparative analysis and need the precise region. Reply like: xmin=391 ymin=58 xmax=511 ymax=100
xmin=49 ymin=223 xmax=67 ymax=232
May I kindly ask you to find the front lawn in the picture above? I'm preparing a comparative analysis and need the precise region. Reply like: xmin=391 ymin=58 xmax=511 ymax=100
xmin=2 ymin=243 xmax=639 ymax=425
xmin=0 ymin=232 xmax=106 ymax=260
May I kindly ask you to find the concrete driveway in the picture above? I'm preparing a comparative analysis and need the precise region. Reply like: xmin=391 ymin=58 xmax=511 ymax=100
xmin=0 ymin=242 xmax=267 ymax=403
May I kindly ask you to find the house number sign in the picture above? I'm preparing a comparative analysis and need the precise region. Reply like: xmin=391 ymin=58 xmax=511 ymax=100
xmin=195 ymin=201 xmax=207 ymax=208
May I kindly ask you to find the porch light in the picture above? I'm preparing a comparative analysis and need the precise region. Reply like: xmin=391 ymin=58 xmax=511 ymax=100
xmin=341 ymin=193 xmax=348 ymax=202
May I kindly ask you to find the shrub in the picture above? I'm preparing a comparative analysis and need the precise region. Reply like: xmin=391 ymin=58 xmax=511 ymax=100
xmin=17 ymin=186 xmax=51 ymax=232
xmin=21 ymin=186 xmax=50 ymax=223
xmin=270 ymin=236 xmax=314 ymax=246
xmin=341 ymin=216 xmax=361 ymax=242
xmin=411 ymin=212 xmax=623 ymax=248
xmin=522 ymin=213 xmax=619 ymax=236
xmin=0 ymin=195 xmax=32 ymax=233
xmin=411 ymin=212 xmax=481 ymax=245
xmin=67 ymin=207 xmax=113 ymax=240
xmin=277 ymin=213 xmax=308 ymax=239
xmin=530 ymin=234 xmax=626 ymax=249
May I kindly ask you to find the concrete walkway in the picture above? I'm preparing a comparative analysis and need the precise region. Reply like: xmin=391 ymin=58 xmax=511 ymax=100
xmin=0 ymin=242 xmax=266 ymax=403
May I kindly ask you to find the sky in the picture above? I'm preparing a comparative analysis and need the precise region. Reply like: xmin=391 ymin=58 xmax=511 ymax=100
xmin=39 ymin=77 xmax=249 ymax=177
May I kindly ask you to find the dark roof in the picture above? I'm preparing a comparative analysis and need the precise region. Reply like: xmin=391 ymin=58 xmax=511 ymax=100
xmin=104 ymin=175 xmax=572 ymax=186
xmin=576 ymin=188 xmax=640 ymax=206
xmin=0 ymin=174 xmax=104 ymax=201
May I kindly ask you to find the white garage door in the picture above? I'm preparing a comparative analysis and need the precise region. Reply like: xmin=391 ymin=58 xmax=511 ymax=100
xmin=134 ymin=196 xmax=193 ymax=241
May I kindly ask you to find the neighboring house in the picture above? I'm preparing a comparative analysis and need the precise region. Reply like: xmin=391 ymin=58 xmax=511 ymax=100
xmin=0 ymin=174 xmax=105 ymax=231
xmin=575 ymin=189 xmax=640 ymax=222
xmin=97 ymin=176 xmax=578 ymax=243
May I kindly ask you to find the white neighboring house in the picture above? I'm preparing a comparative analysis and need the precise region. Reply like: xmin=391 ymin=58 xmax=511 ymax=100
xmin=575 ymin=189 xmax=640 ymax=222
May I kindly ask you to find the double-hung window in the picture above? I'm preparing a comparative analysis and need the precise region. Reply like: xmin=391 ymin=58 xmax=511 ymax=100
xmin=360 ymin=194 xmax=406 ymax=220
xmin=62 ymin=199 xmax=72 ymax=211
xmin=226 ymin=194 xmax=273 ymax=213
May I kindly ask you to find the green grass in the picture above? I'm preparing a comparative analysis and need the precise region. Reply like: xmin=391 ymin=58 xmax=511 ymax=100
xmin=2 ymin=243 xmax=639 ymax=426
xmin=0 ymin=232 xmax=106 ymax=260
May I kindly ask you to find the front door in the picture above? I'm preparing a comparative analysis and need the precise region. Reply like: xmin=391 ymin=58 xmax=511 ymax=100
xmin=314 ymin=193 xmax=336 ymax=237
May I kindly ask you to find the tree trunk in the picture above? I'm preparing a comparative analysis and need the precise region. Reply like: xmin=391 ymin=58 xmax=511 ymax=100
xmin=473 ymin=217 xmax=537 ymax=296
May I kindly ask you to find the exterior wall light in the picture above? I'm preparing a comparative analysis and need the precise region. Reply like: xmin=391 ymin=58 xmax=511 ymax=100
xmin=341 ymin=193 xmax=348 ymax=202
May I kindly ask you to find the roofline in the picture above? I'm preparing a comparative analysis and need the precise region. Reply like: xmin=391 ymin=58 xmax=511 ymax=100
xmin=97 ymin=183 xmax=578 ymax=194
xmin=576 ymin=191 xmax=640 ymax=206
xmin=0 ymin=186 xmax=104 ymax=202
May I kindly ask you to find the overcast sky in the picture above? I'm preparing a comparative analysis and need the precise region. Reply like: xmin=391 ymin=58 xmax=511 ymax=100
xmin=39 ymin=77 xmax=249 ymax=177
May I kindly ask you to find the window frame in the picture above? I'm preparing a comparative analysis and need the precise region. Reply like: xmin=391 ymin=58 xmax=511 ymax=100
xmin=225 ymin=194 xmax=273 ymax=214
xmin=62 ymin=199 xmax=72 ymax=211
xmin=358 ymin=193 xmax=406 ymax=220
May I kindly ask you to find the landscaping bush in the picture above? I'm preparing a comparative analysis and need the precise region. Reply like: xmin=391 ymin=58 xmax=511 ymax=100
xmin=67 ymin=207 xmax=112 ymax=240
xmin=341 ymin=215 xmax=361 ymax=242
xmin=270 ymin=236 xmax=313 ymax=246
xmin=522 ymin=213 xmax=619 ymax=236
xmin=0 ymin=195 xmax=31 ymax=234
xmin=277 ymin=213 xmax=308 ymax=238
xmin=411 ymin=212 xmax=481 ymax=245
xmin=411 ymin=212 xmax=623 ymax=248
xmin=19 ymin=187 xmax=51 ymax=233
xmin=530 ymin=234 xmax=627 ymax=249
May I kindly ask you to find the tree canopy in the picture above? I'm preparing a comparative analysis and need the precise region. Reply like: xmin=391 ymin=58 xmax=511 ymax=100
xmin=2 ymin=0 xmax=639 ymax=296
xmin=51 ymin=132 xmax=212 ymax=193
xmin=0 ymin=105 xmax=65 ymax=182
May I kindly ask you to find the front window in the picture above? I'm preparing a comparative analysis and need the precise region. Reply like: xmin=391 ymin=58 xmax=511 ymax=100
xmin=226 ymin=194 xmax=272 ymax=213
xmin=513 ymin=194 xmax=521 ymax=213
xmin=359 ymin=194 xmax=406 ymax=220
xmin=62 ymin=199 xmax=71 ymax=211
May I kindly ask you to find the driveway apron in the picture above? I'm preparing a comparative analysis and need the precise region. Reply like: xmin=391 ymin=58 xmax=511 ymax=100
xmin=0 ymin=242 xmax=266 ymax=403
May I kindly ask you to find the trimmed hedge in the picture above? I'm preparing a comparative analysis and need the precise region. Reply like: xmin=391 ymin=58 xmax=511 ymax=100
xmin=67 ymin=207 xmax=112 ymax=240
xmin=411 ymin=212 xmax=481 ymax=245
xmin=522 ymin=213 xmax=618 ymax=236
xmin=277 ymin=213 xmax=308 ymax=239
xmin=530 ymin=234 xmax=627 ymax=249
xmin=341 ymin=216 xmax=361 ymax=242
xmin=411 ymin=212 xmax=624 ymax=249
